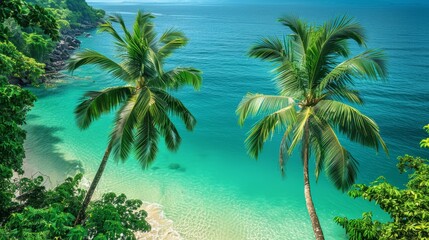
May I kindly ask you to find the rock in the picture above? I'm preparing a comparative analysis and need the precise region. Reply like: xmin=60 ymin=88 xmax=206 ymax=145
xmin=37 ymin=24 xmax=98 ymax=84
xmin=168 ymin=163 xmax=181 ymax=170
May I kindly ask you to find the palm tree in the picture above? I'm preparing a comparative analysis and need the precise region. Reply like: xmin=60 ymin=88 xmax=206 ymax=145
xmin=67 ymin=11 xmax=202 ymax=225
xmin=236 ymin=16 xmax=388 ymax=240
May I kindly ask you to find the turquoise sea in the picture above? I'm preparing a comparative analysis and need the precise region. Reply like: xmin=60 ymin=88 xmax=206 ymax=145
xmin=24 ymin=2 xmax=429 ymax=239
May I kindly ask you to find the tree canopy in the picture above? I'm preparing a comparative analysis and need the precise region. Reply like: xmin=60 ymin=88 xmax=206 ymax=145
xmin=335 ymin=128 xmax=429 ymax=240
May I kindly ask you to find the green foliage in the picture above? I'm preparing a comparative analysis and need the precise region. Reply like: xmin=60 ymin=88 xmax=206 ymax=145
xmin=2 ymin=206 xmax=75 ymax=239
xmin=236 ymin=15 xmax=387 ymax=239
xmin=0 ymin=76 xmax=35 ymax=219
xmin=236 ymin=15 xmax=387 ymax=190
xmin=65 ymin=0 xmax=105 ymax=25
xmin=68 ymin=11 xmax=202 ymax=167
xmin=0 ymin=0 xmax=59 ymax=41
xmin=85 ymin=193 xmax=151 ymax=239
xmin=0 ymin=174 xmax=150 ymax=239
xmin=0 ymin=82 xmax=36 ymax=173
xmin=22 ymin=32 xmax=53 ymax=62
xmin=335 ymin=154 xmax=429 ymax=239
xmin=2 ymin=19 xmax=26 ymax=51
xmin=26 ymin=0 xmax=105 ymax=29
xmin=420 ymin=124 xmax=429 ymax=148
xmin=0 ymin=41 xmax=45 ymax=84
xmin=0 ymin=165 xmax=15 ymax=220
xmin=67 ymin=10 xmax=201 ymax=224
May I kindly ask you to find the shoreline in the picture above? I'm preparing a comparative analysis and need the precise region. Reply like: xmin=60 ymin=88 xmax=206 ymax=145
xmin=43 ymin=25 xmax=97 ymax=82
xmin=22 ymin=154 xmax=182 ymax=240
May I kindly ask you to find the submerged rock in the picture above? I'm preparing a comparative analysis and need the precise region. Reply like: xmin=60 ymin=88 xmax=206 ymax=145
xmin=168 ymin=163 xmax=181 ymax=170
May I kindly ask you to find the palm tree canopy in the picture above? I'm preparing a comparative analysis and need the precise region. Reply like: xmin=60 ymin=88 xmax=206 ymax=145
xmin=236 ymin=16 xmax=388 ymax=191
xmin=67 ymin=11 xmax=202 ymax=168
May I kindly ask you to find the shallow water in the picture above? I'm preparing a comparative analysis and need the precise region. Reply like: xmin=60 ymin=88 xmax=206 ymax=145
xmin=24 ymin=3 xmax=429 ymax=239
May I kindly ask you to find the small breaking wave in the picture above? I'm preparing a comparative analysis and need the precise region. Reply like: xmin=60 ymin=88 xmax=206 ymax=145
xmin=135 ymin=202 xmax=182 ymax=240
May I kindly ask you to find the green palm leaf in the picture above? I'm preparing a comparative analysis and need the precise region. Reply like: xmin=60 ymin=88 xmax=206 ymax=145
xmin=245 ymin=105 xmax=297 ymax=159
xmin=316 ymin=100 xmax=388 ymax=154
xmin=69 ymin=10 xmax=202 ymax=224
xmin=153 ymin=88 xmax=197 ymax=131
xmin=318 ymin=49 xmax=387 ymax=92
xmin=135 ymin=115 xmax=159 ymax=168
xmin=248 ymin=37 xmax=286 ymax=62
xmin=278 ymin=16 xmax=309 ymax=53
xmin=68 ymin=50 xmax=132 ymax=82
xmin=236 ymin=93 xmax=294 ymax=126
xmin=158 ymin=67 xmax=202 ymax=90
xmin=309 ymin=115 xmax=359 ymax=191
xmin=158 ymin=28 xmax=188 ymax=58
xmin=75 ymin=86 xmax=133 ymax=129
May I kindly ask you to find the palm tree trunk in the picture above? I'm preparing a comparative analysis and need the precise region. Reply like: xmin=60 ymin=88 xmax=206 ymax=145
xmin=74 ymin=142 xmax=112 ymax=225
xmin=303 ymin=122 xmax=325 ymax=240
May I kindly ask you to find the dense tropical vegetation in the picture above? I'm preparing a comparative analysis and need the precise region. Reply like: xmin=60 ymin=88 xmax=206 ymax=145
xmin=1 ymin=0 xmax=104 ymax=85
xmin=67 ymin=11 xmax=203 ymax=224
xmin=236 ymin=16 xmax=388 ymax=240
xmin=335 ymin=128 xmax=429 ymax=240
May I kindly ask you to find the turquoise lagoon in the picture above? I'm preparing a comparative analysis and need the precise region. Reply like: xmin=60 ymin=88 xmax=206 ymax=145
xmin=24 ymin=3 xmax=429 ymax=239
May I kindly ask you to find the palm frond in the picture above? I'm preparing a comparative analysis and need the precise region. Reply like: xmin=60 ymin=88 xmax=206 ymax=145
xmin=135 ymin=115 xmax=159 ymax=168
xmin=109 ymin=97 xmax=138 ymax=161
xmin=110 ymin=88 xmax=154 ymax=161
xmin=324 ymin=85 xmax=364 ymax=105
xmin=307 ymin=16 xmax=367 ymax=89
xmin=274 ymin=61 xmax=307 ymax=98
xmin=158 ymin=28 xmax=188 ymax=58
xmin=75 ymin=86 xmax=133 ymax=129
xmin=312 ymin=115 xmax=359 ymax=191
xmin=152 ymin=88 xmax=197 ymax=131
xmin=236 ymin=93 xmax=294 ymax=126
xmin=157 ymin=67 xmax=202 ymax=90
xmin=316 ymin=100 xmax=388 ymax=155
xmin=288 ymin=107 xmax=312 ymax=154
xmin=67 ymin=50 xmax=132 ymax=82
xmin=278 ymin=16 xmax=309 ymax=53
xmin=249 ymin=37 xmax=286 ymax=62
xmin=153 ymin=110 xmax=182 ymax=151
xmin=323 ymin=15 xmax=366 ymax=48
xmin=108 ymin=14 xmax=131 ymax=40
xmin=279 ymin=125 xmax=293 ymax=176
xmin=245 ymin=105 xmax=297 ymax=159
xmin=98 ymin=21 xmax=127 ymax=49
xmin=318 ymin=49 xmax=387 ymax=92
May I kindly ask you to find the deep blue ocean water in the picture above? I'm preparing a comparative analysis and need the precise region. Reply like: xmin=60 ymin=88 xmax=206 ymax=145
xmin=24 ymin=3 xmax=429 ymax=239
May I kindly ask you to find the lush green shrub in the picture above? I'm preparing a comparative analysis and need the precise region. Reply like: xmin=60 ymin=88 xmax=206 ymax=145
xmin=335 ymin=135 xmax=429 ymax=239
xmin=421 ymin=124 xmax=429 ymax=148
xmin=22 ymin=32 xmax=53 ymax=62
xmin=85 ymin=193 xmax=151 ymax=239
xmin=0 ymin=41 xmax=45 ymax=84
xmin=0 ymin=0 xmax=59 ymax=41
xmin=0 ymin=82 xmax=36 ymax=173
xmin=0 ymin=81 xmax=36 ymax=219
xmin=0 ymin=174 xmax=151 ymax=239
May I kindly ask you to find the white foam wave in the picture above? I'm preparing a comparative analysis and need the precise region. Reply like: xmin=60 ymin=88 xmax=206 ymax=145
xmin=135 ymin=202 xmax=182 ymax=240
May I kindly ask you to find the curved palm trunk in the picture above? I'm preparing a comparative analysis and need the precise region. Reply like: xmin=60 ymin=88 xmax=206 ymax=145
xmin=303 ymin=122 xmax=324 ymax=240
xmin=74 ymin=142 xmax=112 ymax=225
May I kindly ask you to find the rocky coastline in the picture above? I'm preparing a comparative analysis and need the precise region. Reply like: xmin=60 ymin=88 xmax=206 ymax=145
xmin=42 ymin=22 xmax=98 ymax=81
